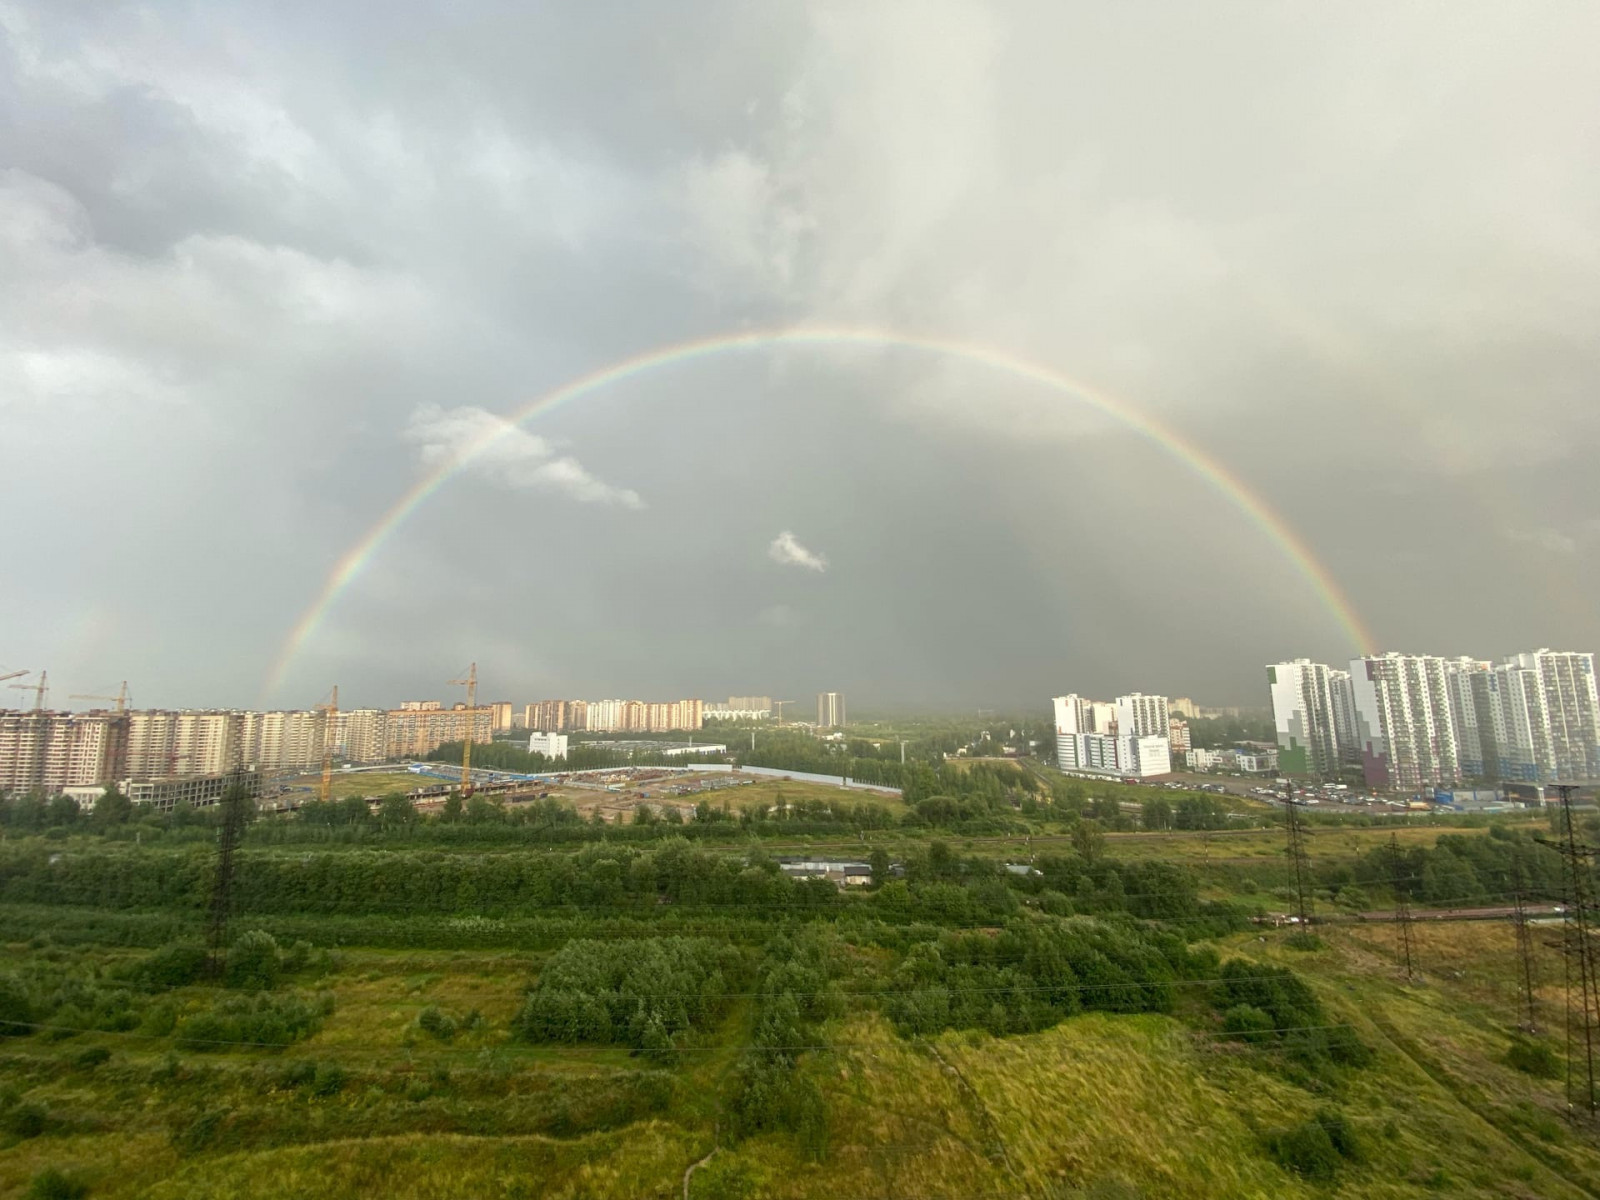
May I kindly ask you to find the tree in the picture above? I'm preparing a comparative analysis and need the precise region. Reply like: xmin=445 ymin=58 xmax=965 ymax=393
xmin=90 ymin=785 xmax=133 ymax=828
xmin=224 ymin=930 xmax=282 ymax=991
xmin=1142 ymin=796 xmax=1172 ymax=831
xmin=440 ymin=793 xmax=464 ymax=823
xmin=869 ymin=847 xmax=891 ymax=884
xmin=45 ymin=793 xmax=79 ymax=827
xmin=1072 ymin=819 xmax=1106 ymax=865
xmin=335 ymin=795 xmax=370 ymax=826
xmin=377 ymin=794 xmax=416 ymax=828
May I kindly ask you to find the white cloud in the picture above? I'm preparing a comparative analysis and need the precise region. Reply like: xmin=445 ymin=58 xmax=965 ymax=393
xmin=403 ymin=404 xmax=643 ymax=509
xmin=767 ymin=530 xmax=827 ymax=572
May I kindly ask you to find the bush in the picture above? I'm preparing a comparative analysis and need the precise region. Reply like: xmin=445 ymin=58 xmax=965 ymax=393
xmin=311 ymin=1062 xmax=347 ymax=1097
xmin=416 ymin=1006 xmax=457 ymax=1042
xmin=516 ymin=937 xmax=741 ymax=1048
xmin=175 ymin=992 xmax=331 ymax=1050
xmin=0 ymin=972 xmax=34 ymax=1037
xmin=26 ymin=1168 xmax=87 ymax=1200
xmin=1267 ymin=1118 xmax=1341 ymax=1180
xmin=71 ymin=1045 xmax=111 ymax=1070
xmin=1221 ymin=1004 xmax=1275 ymax=1044
xmin=1507 ymin=1036 xmax=1561 ymax=1079
xmin=134 ymin=943 xmax=209 ymax=990
xmin=7 ymin=1101 xmax=47 ymax=1138
xmin=224 ymin=931 xmax=282 ymax=991
xmin=1266 ymin=1108 xmax=1362 ymax=1180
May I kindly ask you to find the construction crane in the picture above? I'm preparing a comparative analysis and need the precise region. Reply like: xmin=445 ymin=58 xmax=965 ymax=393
xmin=8 ymin=671 xmax=47 ymax=711
xmin=449 ymin=662 xmax=478 ymax=796
xmin=69 ymin=681 xmax=131 ymax=713
xmin=772 ymin=700 xmax=795 ymax=723
xmin=315 ymin=685 xmax=339 ymax=804
xmin=0 ymin=669 xmax=29 ymax=687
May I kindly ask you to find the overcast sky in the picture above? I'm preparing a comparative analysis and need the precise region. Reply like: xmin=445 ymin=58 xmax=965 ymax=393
xmin=3 ymin=2 xmax=1598 ymax=713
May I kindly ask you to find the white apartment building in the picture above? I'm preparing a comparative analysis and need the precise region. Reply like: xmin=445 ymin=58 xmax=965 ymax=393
xmin=1349 ymin=653 xmax=1463 ymax=791
xmin=1267 ymin=660 xmax=1347 ymax=779
xmin=1508 ymin=649 xmax=1599 ymax=781
xmin=1115 ymin=693 xmax=1170 ymax=739
xmin=528 ymin=731 xmax=568 ymax=760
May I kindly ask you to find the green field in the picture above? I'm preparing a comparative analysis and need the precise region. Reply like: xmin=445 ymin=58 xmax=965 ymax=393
xmin=0 ymin=782 xmax=1591 ymax=1198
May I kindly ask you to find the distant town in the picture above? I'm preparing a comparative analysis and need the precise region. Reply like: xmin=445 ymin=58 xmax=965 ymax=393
xmin=0 ymin=648 xmax=1593 ymax=815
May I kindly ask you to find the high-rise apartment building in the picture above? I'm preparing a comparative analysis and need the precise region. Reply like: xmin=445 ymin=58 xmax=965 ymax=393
xmin=1114 ymin=693 xmax=1170 ymax=738
xmin=384 ymin=705 xmax=495 ymax=759
xmin=1348 ymin=653 xmax=1463 ymax=791
xmin=1167 ymin=718 xmax=1191 ymax=758
xmin=125 ymin=710 xmax=240 ymax=778
xmin=488 ymin=702 xmax=514 ymax=732
xmin=328 ymin=709 xmax=389 ymax=764
xmin=816 ymin=692 xmax=846 ymax=728
xmin=727 ymin=696 xmax=773 ymax=715
xmin=237 ymin=709 xmax=327 ymax=774
xmin=1267 ymin=660 xmax=1348 ymax=778
xmin=1328 ymin=670 xmax=1359 ymax=766
xmin=1508 ymin=649 xmax=1599 ymax=781
xmin=0 ymin=710 xmax=129 ymax=793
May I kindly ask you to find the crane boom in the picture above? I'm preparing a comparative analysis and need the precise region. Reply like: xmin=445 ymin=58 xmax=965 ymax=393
xmin=7 ymin=671 xmax=47 ymax=712
xmin=69 ymin=682 xmax=131 ymax=713
xmin=0 ymin=669 xmax=29 ymax=686
xmin=449 ymin=663 xmax=478 ymax=796
xmin=316 ymin=685 xmax=339 ymax=804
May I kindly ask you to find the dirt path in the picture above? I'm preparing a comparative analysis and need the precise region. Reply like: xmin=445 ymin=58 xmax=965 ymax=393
xmin=682 ymin=1145 xmax=720 ymax=1200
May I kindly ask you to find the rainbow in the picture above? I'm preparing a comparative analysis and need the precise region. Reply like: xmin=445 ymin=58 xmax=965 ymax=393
xmin=262 ymin=327 xmax=1375 ymax=700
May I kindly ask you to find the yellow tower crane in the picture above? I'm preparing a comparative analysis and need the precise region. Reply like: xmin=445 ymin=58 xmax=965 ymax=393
xmin=315 ymin=685 xmax=339 ymax=804
xmin=69 ymin=681 xmax=131 ymax=713
xmin=449 ymin=662 xmax=478 ymax=797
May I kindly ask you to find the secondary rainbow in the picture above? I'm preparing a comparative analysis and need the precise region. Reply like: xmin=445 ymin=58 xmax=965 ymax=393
xmin=262 ymin=327 xmax=1375 ymax=699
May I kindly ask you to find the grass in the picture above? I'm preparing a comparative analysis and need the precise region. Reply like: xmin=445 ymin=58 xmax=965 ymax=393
xmin=0 ymin=820 xmax=1592 ymax=1198
xmin=285 ymin=772 xmax=429 ymax=801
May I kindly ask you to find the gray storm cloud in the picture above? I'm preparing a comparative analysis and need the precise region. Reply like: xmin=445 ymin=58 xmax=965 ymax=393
xmin=0 ymin=2 xmax=1596 ymax=710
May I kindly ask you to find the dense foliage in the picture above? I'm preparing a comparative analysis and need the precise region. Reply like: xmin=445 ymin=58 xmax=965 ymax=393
xmin=515 ymin=937 xmax=742 ymax=1051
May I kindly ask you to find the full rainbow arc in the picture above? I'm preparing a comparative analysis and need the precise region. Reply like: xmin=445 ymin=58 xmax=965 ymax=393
xmin=262 ymin=327 xmax=1375 ymax=700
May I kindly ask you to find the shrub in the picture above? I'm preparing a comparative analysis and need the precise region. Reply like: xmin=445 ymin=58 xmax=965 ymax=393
xmin=1266 ymin=1108 xmax=1362 ymax=1179
xmin=1507 ymin=1036 xmax=1561 ymax=1079
xmin=311 ymin=1062 xmax=347 ymax=1097
xmin=416 ymin=1006 xmax=457 ymax=1042
xmin=0 ymin=972 xmax=34 ymax=1037
xmin=7 ymin=1101 xmax=47 ymax=1138
xmin=1267 ymin=1118 xmax=1341 ymax=1180
xmin=1221 ymin=1004 xmax=1275 ymax=1044
xmin=71 ymin=1045 xmax=111 ymax=1070
xmin=134 ymin=943 xmax=209 ymax=990
xmin=224 ymin=931 xmax=282 ymax=991
xmin=26 ymin=1168 xmax=87 ymax=1200
xmin=175 ymin=992 xmax=330 ymax=1050
xmin=516 ymin=937 xmax=741 ymax=1049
